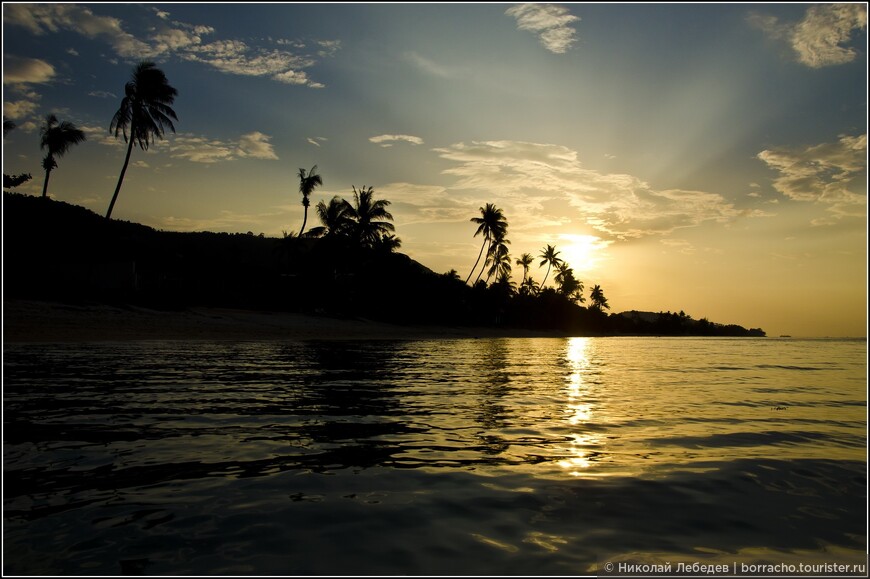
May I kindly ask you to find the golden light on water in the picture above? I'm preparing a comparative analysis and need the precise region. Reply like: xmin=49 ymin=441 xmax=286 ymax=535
xmin=559 ymin=337 xmax=607 ymax=477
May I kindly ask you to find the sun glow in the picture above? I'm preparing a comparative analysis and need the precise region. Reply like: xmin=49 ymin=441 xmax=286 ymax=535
xmin=558 ymin=234 xmax=610 ymax=273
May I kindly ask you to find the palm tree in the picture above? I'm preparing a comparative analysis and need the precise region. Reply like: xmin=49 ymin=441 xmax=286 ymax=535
xmin=106 ymin=61 xmax=178 ymax=219
xmin=555 ymin=262 xmax=584 ymax=303
xmin=516 ymin=253 xmax=533 ymax=285
xmin=39 ymin=114 xmax=86 ymax=198
xmin=307 ymin=195 xmax=353 ymax=238
xmin=347 ymin=185 xmax=395 ymax=247
xmin=297 ymin=165 xmax=322 ymax=236
xmin=466 ymin=203 xmax=507 ymax=284
xmin=3 ymin=119 xmax=16 ymax=136
xmin=538 ymin=245 xmax=563 ymax=288
xmin=590 ymin=284 xmax=609 ymax=311
xmin=485 ymin=236 xmax=511 ymax=284
xmin=519 ymin=276 xmax=540 ymax=297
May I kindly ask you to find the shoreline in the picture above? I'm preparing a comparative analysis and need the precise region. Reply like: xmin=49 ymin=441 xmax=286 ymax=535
xmin=2 ymin=299 xmax=567 ymax=344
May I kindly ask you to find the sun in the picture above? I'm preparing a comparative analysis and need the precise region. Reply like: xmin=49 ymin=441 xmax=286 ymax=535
xmin=558 ymin=234 xmax=609 ymax=273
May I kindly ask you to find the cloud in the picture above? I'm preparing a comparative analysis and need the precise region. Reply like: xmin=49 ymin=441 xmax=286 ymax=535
xmin=757 ymin=133 xmax=866 ymax=219
xmin=4 ymin=4 xmax=334 ymax=88
xmin=170 ymin=131 xmax=279 ymax=164
xmin=749 ymin=4 xmax=867 ymax=67
xmin=505 ymin=3 xmax=579 ymax=54
xmin=3 ymin=55 xmax=56 ymax=85
xmin=2 ymin=99 xmax=40 ymax=120
xmin=88 ymin=90 xmax=117 ymax=99
xmin=66 ymin=47 xmax=79 ymax=56
xmin=307 ymin=137 xmax=327 ymax=147
xmin=433 ymin=140 xmax=741 ymax=240
xmin=236 ymin=131 xmax=278 ymax=160
xmin=369 ymin=134 xmax=425 ymax=147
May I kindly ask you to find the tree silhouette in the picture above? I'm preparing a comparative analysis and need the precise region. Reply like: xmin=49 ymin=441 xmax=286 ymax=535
xmin=485 ymin=235 xmax=511 ymax=285
xmin=347 ymin=185 xmax=395 ymax=247
xmin=590 ymin=284 xmax=609 ymax=311
xmin=307 ymin=195 xmax=353 ymax=238
xmin=106 ymin=61 xmax=178 ymax=219
xmin=516 ymin=253 xmax=533 ymax=285
xmin=466 ymin=203 xmax=507 ymax=285
xmin=555 ymin=262 xmax=583 ymax=303
xmin=538 ymin=244 xmax=563 ymax=288
xmin=3 ymin=118 xmax=16 ymax=136
xmin=297 ymin=165 xmax=322 ymax=236
xmin=38 ymin=114 xmax=86 ymax=198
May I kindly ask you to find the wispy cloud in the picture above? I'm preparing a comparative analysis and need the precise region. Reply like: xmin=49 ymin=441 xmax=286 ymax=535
xmin=505 ymin=3 xmax=579 ymax=54
xmin=4 ymin=4 xmax=336 ymax=88
xmin=370 ymin=134 xmax=424 ymax=147
xmin=88 ymin=90 xmax=117 ymax=99
xmin=170 ymin=131 xmax=279 ymax=164
xmin=404 ymin=51 xmax=456 ymax=78
xmin=749 ymin=3 xmax=867 ymax=68
xmin=307 ymin=137 xmax=327 ymax=147
xmin=757 ymin=133 xmax=866 ymax=220
xmin=433 ymin=140 xmax=741 ymax=240
xmin=236 ymin=131 xmax=278 ymax=160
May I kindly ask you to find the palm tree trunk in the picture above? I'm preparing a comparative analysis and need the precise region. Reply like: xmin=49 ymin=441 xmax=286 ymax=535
xmin=473 ymin=238 xmax=492 ymax=284
xmin=41 ymin=168 xmax=52 ymax=198
xmin=465 ymin=239 xmax=487 ymax=284
xmin=541 ymin=264 xmax=552 ymax=288
xmin=106 ymin=137 xmax=135 ymax=219
xmin=300 ymin=206 xmax=308 ymax=237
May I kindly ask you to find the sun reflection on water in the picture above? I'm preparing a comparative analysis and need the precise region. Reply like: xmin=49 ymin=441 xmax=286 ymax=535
xmin=558 ymin=337 xmax=608 ymax=477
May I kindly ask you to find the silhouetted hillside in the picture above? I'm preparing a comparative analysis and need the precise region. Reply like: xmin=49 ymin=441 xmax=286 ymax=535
xmin=2 ymin=193 xmax=765 ymax=336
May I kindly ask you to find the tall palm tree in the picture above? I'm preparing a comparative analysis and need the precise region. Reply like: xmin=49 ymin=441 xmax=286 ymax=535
xmin=590 ymin=284 xmax=609 ymax=311
xmin=538 ymin=245 xmax=563 ymax=288
xmin=347 ymin=185 xmax=395 ymax=247
xmin=39 ymin=114 xmax=86 ymax=198
xmin=466 ymin=203 xmax=507 ymax=284
xmin=106 ymin=61 xmax=178 ymax=219
xmin=516 ymin=253 xmax=533 ymax=285
xmin=297 ymin=165 xmax=322 ymax=236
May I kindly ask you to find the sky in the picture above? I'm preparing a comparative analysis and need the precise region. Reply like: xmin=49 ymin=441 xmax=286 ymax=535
xmin=2 ymin=2 xmax=867 ymax=337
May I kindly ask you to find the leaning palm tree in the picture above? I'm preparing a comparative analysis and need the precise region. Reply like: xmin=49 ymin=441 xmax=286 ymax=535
xmin=39 ymin=114 xmax=86 ymax=198
xmin=347 ymin=185 xmax=395 ymax=247
xmin=466 ymin=203 xmax=507 ymax=284
xmin=516 ymin=253 xmax=533 ymax=285
xmin=297 ymin=165 xmax=322 ymax=236
xmin=106 ymin=61 xmax=178 ymax=219
xmin=539 ymin=244 xmax=563 ymax=288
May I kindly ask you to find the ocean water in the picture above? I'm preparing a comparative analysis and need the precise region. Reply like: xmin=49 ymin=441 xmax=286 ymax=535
xmin=3 ymin=337 xmax=866 ymax=575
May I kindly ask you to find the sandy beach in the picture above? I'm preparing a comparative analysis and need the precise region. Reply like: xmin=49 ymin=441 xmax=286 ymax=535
xmin=3 ymin=299 xmax=562 ymax=343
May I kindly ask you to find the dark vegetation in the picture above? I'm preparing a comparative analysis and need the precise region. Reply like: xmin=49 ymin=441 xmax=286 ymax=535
xmin=2 ymin=192 xmax=766 ymax=337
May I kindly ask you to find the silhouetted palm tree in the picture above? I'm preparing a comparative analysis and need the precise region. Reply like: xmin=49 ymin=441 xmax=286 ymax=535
xmin=347 ymin=185 xmax=395 ymax=247
xmin=107 ymin=61 xmax=178 ymax=219
xmin=539 ymin=245 xmax=563 ymax=288
xmin=485 ymin=236 xmax=511 ymax=284
xmin=466 ymin=203 xmax=507 ymax=284
xmin=516 ymin=253 xmax=533 ymax=284
xmin=519 ymin=276 xmax=540 ymax=297
xmin=297 ymin=165 xmax=322 ymax=236
xmin=590 ymin=284 xmax=609 ymax=311
xmin=307 ymin=195 xmax=352 ymax=238
xmin=3 ymin=119 xmax=15 ymax=136
xmin=555 ymin=262 xmax=584 ymax=303
xmin=39 ymin=114 xmax=86 ymax=198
